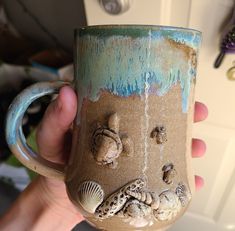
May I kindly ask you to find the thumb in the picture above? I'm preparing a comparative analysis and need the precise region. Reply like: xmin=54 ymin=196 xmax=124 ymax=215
xmin=36 ymin=86 xmax=77 ymax=163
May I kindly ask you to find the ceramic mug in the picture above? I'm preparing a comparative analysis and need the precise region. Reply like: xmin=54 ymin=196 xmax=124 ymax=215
xmin=6 ymin=25 xmax=201 ymax=231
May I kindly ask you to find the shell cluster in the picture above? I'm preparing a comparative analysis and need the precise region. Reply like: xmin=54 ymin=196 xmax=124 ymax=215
xmin=77 ymin=179 xmax=191 ymax=223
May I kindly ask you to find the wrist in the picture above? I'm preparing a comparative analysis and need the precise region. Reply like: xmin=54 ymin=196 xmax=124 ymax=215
xmin=36 ymin=176 xmax=84 ymax=229
xmin=0 ymin=176 xmax=83 ymax=231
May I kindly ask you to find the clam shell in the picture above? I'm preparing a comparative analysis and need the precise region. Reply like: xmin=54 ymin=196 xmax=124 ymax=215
xmin=153 ymin=190 xmax=181 ymax=221
xmin=77 ymin=181 xmax=104 ymax=214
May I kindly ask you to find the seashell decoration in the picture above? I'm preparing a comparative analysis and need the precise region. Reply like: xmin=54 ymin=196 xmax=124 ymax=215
xmin=162 ymin=163 xmax=177 ymax=184
xmin=77 ymin=181 xmax=104 ymax=214
xmin=119 ymin=199 xmax=152 ymax=218
xmin=126 ymin=190 xmax=160 ymax=210
xmin=175 ymin=182 xmax=191 ymax=207
xmin=91 ymin=113 xmax=134 ymax=168
xmin=76 ymin=178 xmax=188 ymax=224
xmin=153 ymin=190 xmax=182 ymax=222
xmin=95 ymin=178 xmax=146 ymax=219
xmin=150 ymin=126 xmax=167 ymax=144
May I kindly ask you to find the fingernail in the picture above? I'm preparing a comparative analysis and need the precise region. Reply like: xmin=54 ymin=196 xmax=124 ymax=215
xmin=195 ymin=175 xmax=204 ymax=191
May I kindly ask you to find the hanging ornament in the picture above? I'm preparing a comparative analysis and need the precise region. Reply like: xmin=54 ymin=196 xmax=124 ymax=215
xmin=214 ymin=5 xmax=235 ymax=68
xmin=214 ymin=25 xmax=235 ymax=68
xmin=226 ymin=61 xmax=235 ymax=80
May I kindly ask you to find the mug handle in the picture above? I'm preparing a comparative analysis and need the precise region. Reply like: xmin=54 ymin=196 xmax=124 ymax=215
xmin=5 ymin=81 xmax=71 ymax=180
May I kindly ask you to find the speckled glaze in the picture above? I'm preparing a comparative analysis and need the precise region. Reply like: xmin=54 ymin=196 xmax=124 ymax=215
xmin=5 ymin=25 xmax=201 ymax=231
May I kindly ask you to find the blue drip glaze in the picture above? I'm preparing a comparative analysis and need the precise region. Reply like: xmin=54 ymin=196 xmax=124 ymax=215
xmin=76 ymin=30 xmax=201 ymax=120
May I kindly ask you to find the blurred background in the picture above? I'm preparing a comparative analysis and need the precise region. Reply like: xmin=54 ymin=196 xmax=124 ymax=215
xmin=0 ymin=0 xmax=235 ymax=230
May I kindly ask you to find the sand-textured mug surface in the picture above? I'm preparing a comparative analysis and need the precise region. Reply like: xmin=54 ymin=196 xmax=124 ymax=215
xmin=65 ymin=25 xmax=202 ymax=231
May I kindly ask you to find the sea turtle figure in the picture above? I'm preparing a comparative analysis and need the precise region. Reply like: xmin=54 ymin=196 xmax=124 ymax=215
xmin=91 ymin=113 xmax=134 ymax=168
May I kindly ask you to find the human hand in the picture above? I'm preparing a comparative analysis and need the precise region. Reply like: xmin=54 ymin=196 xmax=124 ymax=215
xmin=0 ymin=86 xmax=83 ymax=231
xmin=35 ymin=87 xmax=208 ymax=227
xmin=0 ymin=86 xmax=207 ymax=231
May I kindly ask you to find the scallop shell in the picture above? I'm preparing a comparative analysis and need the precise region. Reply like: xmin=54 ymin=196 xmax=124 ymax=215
xmin=77 ymin=181 xmax=104 ymax=214
xmin=153 ymin=190 xmax=181 ymax=221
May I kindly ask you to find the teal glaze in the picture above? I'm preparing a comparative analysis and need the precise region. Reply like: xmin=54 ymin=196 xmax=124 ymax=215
xmin=77 ymin=25 xmax=201 ymax=43
xmin=6 ymin=82 xmax=63 ymax=145
xmin=75 ymin=26 xmax=202 ymax=122
xmin=5 ymin=81 xmax=68 ymax=179
xmin=77 ymin=25 xmax=201 ymax=49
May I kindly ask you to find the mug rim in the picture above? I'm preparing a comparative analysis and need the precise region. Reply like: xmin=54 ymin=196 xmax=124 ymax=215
xmin=75 ymin=24 xmax=202 ymax=36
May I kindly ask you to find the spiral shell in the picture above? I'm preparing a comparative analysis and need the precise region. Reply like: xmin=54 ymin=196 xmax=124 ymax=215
xmin=153 ymin=190 xmax=181 ymax=221
xmin=175 ymin=182 xmax=191 ymax=207
xmin=126 ymin=190 xmax=160 ymax=209
xmin=77 ymin=181 xmax=104 ymax=214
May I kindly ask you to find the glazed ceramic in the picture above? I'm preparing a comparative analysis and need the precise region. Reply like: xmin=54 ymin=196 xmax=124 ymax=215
xmin=5 ymin=25 xmax=201 ymax=231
